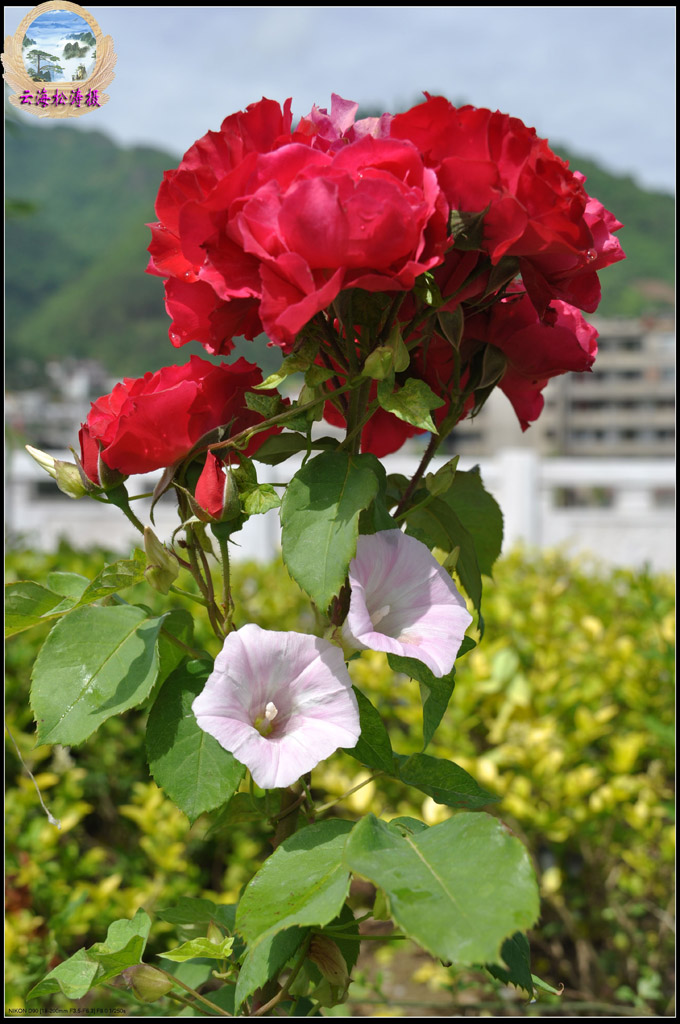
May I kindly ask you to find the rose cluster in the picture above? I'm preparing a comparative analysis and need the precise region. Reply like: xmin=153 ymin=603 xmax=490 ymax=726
xmin=145 ymin=92 xmax=623 ymax=454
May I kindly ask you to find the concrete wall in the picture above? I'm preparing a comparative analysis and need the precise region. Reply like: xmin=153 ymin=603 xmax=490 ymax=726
xmin=6 ymin=449 xmax=675 ymax=573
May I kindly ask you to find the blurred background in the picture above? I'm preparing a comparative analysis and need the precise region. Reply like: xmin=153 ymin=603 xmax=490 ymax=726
xmin=5 ymin=5 xmax=675 ymax=1017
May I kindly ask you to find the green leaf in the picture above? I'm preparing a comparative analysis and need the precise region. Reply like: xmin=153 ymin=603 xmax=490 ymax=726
xmin=235 ymin=928 xmax=307 ymax=1012
xmin=343 ymin=813 xmax=539 ymax=965
xmin=88 ymin=909 xmax=153 ymax=978
xmin=242 ymin=483 xmax=282 ymax=515
xmin=73 ymin=550 xmax=148 ymax=607
xmin=26 ymin=948 xmax=100 ymax=1001
xmin=345 ymin=687 xmax=394 ymax=773
xmin=439 ymin=468 xmax=503 ymax=577
xmin=405 ymin=497 xmax=482 ymax=613
xmin=156 ymin=898 xmax=236 ymax=934
xmin=281 ymin=452 xmax=379 ymax=609
xmin=244 ymin=391 xmax=287 ymax=418
xmin=486 ymin=931 xmax=534 ymax=996
xmin=45 ymin=571 xmax=90 ymax=599
xmin=377 ymin=378 xmax=445 ymax=432
xmin=394 ymin=753 xmax=498 ymax=810
xmin=146 ymin=660 xmax=245 ymax=824
xmin=31 ymin=605 xmax=170 ymax=746
xmin=251 ymin=433 xmax=328 ymax=466
xmin=236 ymin=819 xmax=354 ymax=943
xmin=159 ymin=936 xmax=234 ymax=962
xmin=27 ymin=909 xmax=151 ymax=1001
xmin=5 ymin=580 xmax=81 ymax=637
xmin=255 ymin=337 xmax=320 ymax=389
xmin=387 ymin=652 xmax=457 ymax=750
xmin=153 ymin=607 xmax=195 ymax=698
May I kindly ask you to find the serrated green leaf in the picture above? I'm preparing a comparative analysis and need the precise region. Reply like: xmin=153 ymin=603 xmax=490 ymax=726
xmin=343 ymin=813 xmax=539 ymax=965
xmin=31 ymin=605 xmax=169 ymax=746
xmin=377 ymin=378 xmax=445 ymax=432
xmin=242 ymin=483 xmax=281 ymax=515
xmin=45 ymin=571 xmax=90 ymax=599
xmin=281 ymin=452 xmax=379 ymax=609
xmin=394 ymin=752 xmax=498 ymax=810
xmin=486 ymin=931 xmax=534 ymax=996
xmin=146 ymin=660 xmax=245 ymax=824
xmin=244 ymin=391 xmax=287 ymax=418
xmin=345 ymin=686 xmax=394 ymax=773
xmin=159 ymin=936 xmax=234 ymax=962
xmin=5 ymin=580 xmax=80 ymax=637
xmin=255 ymin=337 xmax=320 ymax=389
xmin=74 ymin=550 xmax=148 ymax=607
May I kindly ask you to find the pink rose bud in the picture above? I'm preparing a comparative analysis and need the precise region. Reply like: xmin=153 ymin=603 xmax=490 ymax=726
xmin=194 ymin=452 xmax=241 ymax=523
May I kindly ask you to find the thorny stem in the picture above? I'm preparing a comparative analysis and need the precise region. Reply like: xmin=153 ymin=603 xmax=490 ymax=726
xmin=207 ymin=381 xmax=357 ymax=458
xmin=393 ymin=433 xmax=441 ymax=518
xmin=249 ymin=934 xmax=312 ymax=1017
xmin=217 ymin=534 xmax=235 ymax=632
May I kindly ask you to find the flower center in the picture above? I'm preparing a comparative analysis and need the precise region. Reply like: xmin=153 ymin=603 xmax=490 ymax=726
xmin=254 ymin=701 xmax=279 ymax=737
xmin=371 ymin=604 xmax=391 ymax=627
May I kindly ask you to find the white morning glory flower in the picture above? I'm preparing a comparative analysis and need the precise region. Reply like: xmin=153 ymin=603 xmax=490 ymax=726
xmin=192 ymin=624 xmax=360 ymax=789
xmin=343 ymin=530 xmax=473 ymax=677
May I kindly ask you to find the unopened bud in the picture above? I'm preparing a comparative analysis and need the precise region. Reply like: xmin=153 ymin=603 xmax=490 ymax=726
xmin=144 ymin=526 xmax=179 ymax=594
xmin=26 ymin=445 xmax=88 ymax=499
xmin=25 ymin=445 xmax=57 ymax=479
xmin=127 ymin=964 xmax=174 ymax=1003
xmin=362 ymin=345 xmax=394 ymax=381
xmin=194 ymin=452 xmax=242 ymax=523
xmin=309 ymin=935 xmax=349 ymax=988
xmin=206 ymin=921 xmax=224 ymax=945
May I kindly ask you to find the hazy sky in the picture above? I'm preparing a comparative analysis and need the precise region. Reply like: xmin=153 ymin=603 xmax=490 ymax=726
xmin=5 ymin=5 xmax=676 ymax=192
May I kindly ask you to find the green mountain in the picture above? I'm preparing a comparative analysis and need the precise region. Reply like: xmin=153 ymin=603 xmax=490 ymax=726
xmin=5 ymin=112 xmax=674 ymax=390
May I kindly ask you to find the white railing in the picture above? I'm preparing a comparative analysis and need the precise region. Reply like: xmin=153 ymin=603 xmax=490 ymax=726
xmin=5 ymin=449 xmax=675 ymax=572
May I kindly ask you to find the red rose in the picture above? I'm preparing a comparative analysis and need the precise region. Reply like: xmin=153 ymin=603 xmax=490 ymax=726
xmin=148 ymin=96 xmax=449 ymax=352
xmin=391 ymin=96 xmax=624 ymax=316
xmin=463 ymin=292 xmax=598 ymax=429
xmin=78 ymin=356 xmax=276 ymax=477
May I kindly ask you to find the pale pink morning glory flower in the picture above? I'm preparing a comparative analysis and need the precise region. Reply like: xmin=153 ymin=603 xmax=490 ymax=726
xmin=343 ymin=530 xmax=473 ymax=677
xmin=192 ymin=624 xmax=360 ymax=789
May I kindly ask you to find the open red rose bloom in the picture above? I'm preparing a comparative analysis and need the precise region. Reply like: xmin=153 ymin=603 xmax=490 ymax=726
xmin=80 ymin=92 xmax=624 ymax=475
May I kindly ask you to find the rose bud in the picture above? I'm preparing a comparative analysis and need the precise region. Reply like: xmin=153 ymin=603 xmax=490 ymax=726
xmin=143 ymin=526 xmax=180 ymax=595
xmin=194 ymin=452 xmax=241 ymax=523
xmin=25 ymin=445 xmax=88 ymax=499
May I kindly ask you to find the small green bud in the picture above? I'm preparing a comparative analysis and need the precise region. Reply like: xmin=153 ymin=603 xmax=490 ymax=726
xmin=362 ymin=345 xmax=394 ymax=380
xmin=127 ymin=964 xmax=174 ymax=1002
xmin=143 ymin=526 xmax=179 ymax=594
xmin=206 ymin=920 xmax=224 ymax=945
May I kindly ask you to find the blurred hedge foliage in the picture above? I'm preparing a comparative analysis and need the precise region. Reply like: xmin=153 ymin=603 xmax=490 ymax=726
xmin=5 ymin=544 xmax=674 ymax=1016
